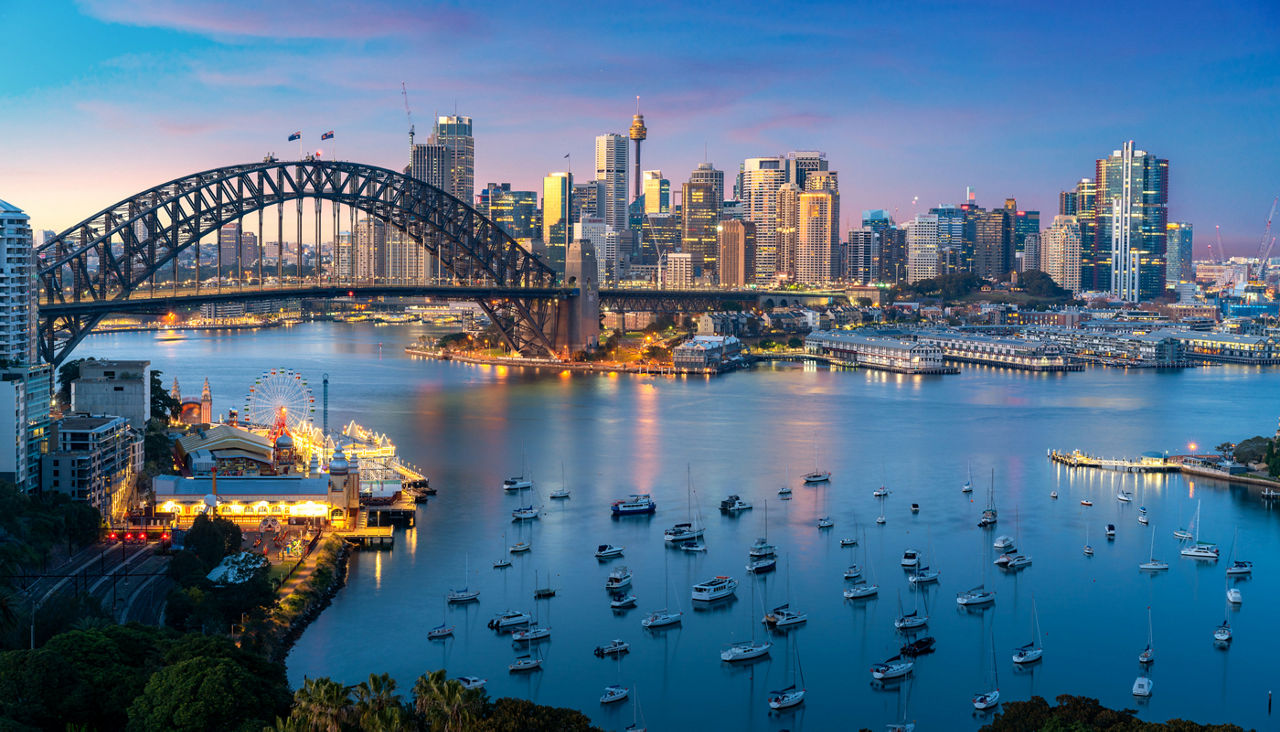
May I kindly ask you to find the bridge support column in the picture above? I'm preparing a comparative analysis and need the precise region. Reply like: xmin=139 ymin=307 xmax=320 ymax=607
xmin=554 ymin=239 xmax=600 ymax=354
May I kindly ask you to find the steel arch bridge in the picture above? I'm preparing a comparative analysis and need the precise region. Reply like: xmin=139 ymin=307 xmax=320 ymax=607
xmin=35 ymin=159 xmax=573 ymax=364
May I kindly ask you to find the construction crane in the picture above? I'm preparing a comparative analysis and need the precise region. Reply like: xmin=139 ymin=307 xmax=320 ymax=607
xmin=401 ymin=81 xmax=415 ymax=146
xmin=1212 ymin=225 xmax=1222 ymax=264
xmin=1254 ymin=196 xmax=1278 ymax=279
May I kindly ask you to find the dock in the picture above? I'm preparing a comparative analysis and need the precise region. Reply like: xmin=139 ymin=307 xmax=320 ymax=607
xmin=1047 ymin=449 xmax=1176 ymax=473
xmin=335 ymin=525 xmax=394 ymax=548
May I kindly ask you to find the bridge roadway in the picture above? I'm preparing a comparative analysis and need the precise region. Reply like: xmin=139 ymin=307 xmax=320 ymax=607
xmin=39 ymin=280 xmax=846 ymax=317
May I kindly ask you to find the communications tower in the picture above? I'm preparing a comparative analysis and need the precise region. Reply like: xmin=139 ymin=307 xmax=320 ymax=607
xmin=629 ymin=97 xmax=647 ymax=203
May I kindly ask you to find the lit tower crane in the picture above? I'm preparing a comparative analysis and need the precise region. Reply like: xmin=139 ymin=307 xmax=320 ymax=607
xmin=1253 ymin=196 xmax=1278 ymax=280
xmin=401 ymin=81 xmax=415 ymax=147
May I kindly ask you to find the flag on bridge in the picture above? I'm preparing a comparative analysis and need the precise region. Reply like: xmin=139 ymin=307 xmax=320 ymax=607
xmin=288 ymin=131 xmax=301 ymax=141
xmin=321 ymin=131 xmax=334 ymax=140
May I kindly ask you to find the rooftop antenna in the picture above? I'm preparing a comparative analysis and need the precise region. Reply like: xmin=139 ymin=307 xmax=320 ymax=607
xmin=401 ymin=82 xmax=414 ymax=146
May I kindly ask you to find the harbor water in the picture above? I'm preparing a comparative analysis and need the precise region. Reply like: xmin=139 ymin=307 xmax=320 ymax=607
xmin=82 ymin=322 xmax=1280 ymax=730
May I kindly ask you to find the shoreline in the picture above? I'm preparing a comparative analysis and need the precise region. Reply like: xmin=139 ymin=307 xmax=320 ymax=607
xmin=405 ymin=346 xmax=726 ymax=376
xmin=260 ymin=535 xmax=353 ymax=665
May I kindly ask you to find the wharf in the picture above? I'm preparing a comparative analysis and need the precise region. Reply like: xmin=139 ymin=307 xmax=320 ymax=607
xmin=335 ymin=525 xmax=394 ymax=548
xmin=406 ymin=347 xmax=678 ymax=375
xmin=1048 ymin=449 xmax=1175 ymax=472
xmin=751 ymin=352 xmax=857 ymax=369
xmin=361 ymin=494 xmax=418 ymax=527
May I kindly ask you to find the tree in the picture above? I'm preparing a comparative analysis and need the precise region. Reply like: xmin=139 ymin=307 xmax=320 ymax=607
xmin=1017 ymin=270 xmax=1072 ymax=299
xmin=479 ymin=698 xmax=601 ymax=732
xmin=1232 ymin=435 xmax=1270 ymax=464
xmin=1214 ymin=442 xmax=1235 ymax=459
xmin=412 ymin=670 xmax=482 ymax=732
xmin=150 ymin=371 xmax=181 ymax=423
xmin=786 ymin=337 xmax=803 ymax=349
xmin=183 ymin=514 xmax=242 ymax=570
xmin=127 ymin=657 xmax=282 ymax=732
xmin=290 ymin=677 xmax=352 ymax=732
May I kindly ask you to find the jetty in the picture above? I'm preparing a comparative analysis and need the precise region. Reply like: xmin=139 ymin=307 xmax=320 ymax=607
xmin=1048 ymin=449 xmax=1175 ymax=473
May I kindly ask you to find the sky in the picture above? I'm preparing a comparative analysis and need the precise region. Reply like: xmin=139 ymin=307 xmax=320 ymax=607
xmin=1 ymin=0 xmax=1277 ymax=256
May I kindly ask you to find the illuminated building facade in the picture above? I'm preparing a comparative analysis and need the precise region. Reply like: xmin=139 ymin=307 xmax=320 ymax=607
xmin=642 ymin=171 xmax=669 ymax=214
xmin=1166 ymin=222 xmax=1193 ymax=288
xmin=796 ymin=189 xmax=836 ymax=285
xmin=907 ymin=214 xmax=941 ymax=283
xmin=1095 ymin=141 xmax=1168 ymax=300
xmin=717 ymin=220 xmax=756 ymax=286
xmin=681 ymin=177 xmax=720 ymax=278
xmin=1041 ymin=214 xmax=1083 ymax=294
xmin=741 ymin=157 xmax=787 ymax=284
xmin=429 ymin=115 xmax=474 ymax=201
xmin=542 ymin=172 xmax=573 ymax=271
xmin=596 ymin=133 xmax=629 ymax=232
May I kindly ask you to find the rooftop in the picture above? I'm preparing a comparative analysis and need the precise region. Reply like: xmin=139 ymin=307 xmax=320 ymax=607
xmin=153 ymin=474 xmax=330 ymax=498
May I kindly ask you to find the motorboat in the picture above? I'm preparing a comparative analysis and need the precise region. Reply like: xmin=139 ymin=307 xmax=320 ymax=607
xmin=910 ymin=503 xmax=920 ymax=513
xmin=1173 ymin=528 xmax=1193 ymax=540
xmin=1138 ymin=514 xmax=1149 ymax=525
xmin=664 ymin=522 xmax=704 ymax=544
xmin=1132 ymin=676 xmax=1153 ymax=697
xmin=763 ymin=604 xmax=807 ymax=628
xmin=908 ymin=566 xmax=940 ymax=584
xmin=503 ymin=476 xmax=532 ymax=491
xmin=549 ymin=488 xmax=570 ymax=499
xmin=876 ymin=515 xmax=886 ymax=525
xmin=1226 ymin=560 xmax=1253 ymax=576
xmin=427 ymin=623 xmax=454 ymax=639
xmin=511 ymin=625 xmax=551 ymax=642
xmin=900 ymin=549 xmax=920 ymax=567
xmin=993 ymin=535 xmax=1015 ymax=551
xmin=1080 ymin=499 xmax=1093 ymax=507
xmin=600 ymin=685 xmax=629 ymax=704
xmin=1180 ymin=542 xmax=1219 ymax=560
xmin=594 ymin=639 xmax=630 ymax=657
xmin=956 ymin=585 xmax=996 ymax=607
xmin=1227 ymin=587 xmax=1242 ymax=604
xmin=488 ymin=610 xmax=532 ymax=630
xmin=612 ymin=494 xmax=657 ymax=516
xmin=817 ymin=516 xmax=834 ymax=529
xmin=721 ymin=639 xmax=772 ymax=662
xmin=768 ymin=685 xmax=805 ymax=710
xmin=870 ymin=656 xmax=914 ymax=680
xmin=512 ymin=505 xmax=540 ymax=521
xmin=1139 ymin=645 xmax=1154 ymax=664
xmin=1106 ymin=524 xmax=1116 ymax=539
xmin=509 ymin=540 xmax=531 ymax=553
xmin=900 ymin=636 xmax=936 ymax=657
xmin=972 ymin=689 xmax=1000 ymax=711
xmin=641 ymin=609 xmax=682 ymax=628
xmin=455 ymin=676 xmax=486 ymax=690
xmin=749 ymin=537 xmax=776 ymax=557
xmin=1003 ymin=554 xmax=1032 ymax=570
xmin=778 ymin=485 xmax=793 ymax=499
xmin=605 ymin=566 xmax=633 ymax=591
xmin=680 ymin=540 xmax=707 ymax=553
xmin=610 ymin=594 xmax=637 ymax=609
xmin=1084 ymin=544 xmax=1094 ymax=556
xmin=844 ymin=583 xmax=879 ymax=599
xmin=993 ymin=550 xmax=1015 ymax=567
xmin=508 ymin=654 xmax=542 ymax=673
xmin=1117 ymin=490 xmax=1133 ymax=502
xmin=1214 ymin=621 xmax=1232 ymax=644
xmin=692 ymin=576 xmax=739 ymax=601
xmin=720 ymin=495 xmax=752 ymax=513
xmin=803 ymin=470 xmax=831 ymax=484
xmin=746 ymin=557 xmax=777 ymax=574
xmin=840 ymin=537 xmax=858 ymax=547
xmin=843 ymin=564 xmax=862 ymax=580
xmin=874 ymin=486 xmax=890 ymax=497
xmin=1050 ymin=490 xmax=1058 ymax=499
xmin=595 ymin=544 xmax=624 ymax=559
xmin=493 ymin=557 xmax=512 ymax=569
xmin=894 ymin=611 xmax=927 ymax=630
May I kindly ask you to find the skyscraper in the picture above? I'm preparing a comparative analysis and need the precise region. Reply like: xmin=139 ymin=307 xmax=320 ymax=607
xmin=681 ymin=174 xmax=719 ymax=278
xmin=1021 ymin=232 xmax=1042 ymax=272
xmin=410 ymin=143 xmax=448 ymax=189
xmin=796 ymin=188 xmax=836 ymax=285
xmin=1166 ymin=222 xmax=1194 ymax=287
xmin=1041 ymin=215 xmax=1083 ymax=294
xmin=740 ymin=157 xmax=786 ymax=284
xmin=1095 ymin=141 xmax=1168 ymax=301
xmin=784 ymin=151 xmax=828 ymax=189
xmin=642 ymin=171 xmax=670 ymax=214
xmin=1071 ymin=178 xmax=1098 ymax=289
xmin=571 ymin=180 xmax=606 ymax=225
xmin=863 ymin=210 xmax=903 ymax=283
xmin=906 ymin=214 xmax=940 ymax=283
xmin=804 ymin=170 xmax=840 ymax=279
xmin=429 ymin=115 xmax=474 ymax=201
xmin=0 ymin=199 xmax=49 ymax=492
xmin=595 ymin=133 xmax=628 ymax=233
xmin=542 ymin=172 xmax=573 ymax=271
xmin=846 ymin=227 xmax=879 ymax=284
xmin=775 ymin=183 xmax=801 ymax=282
xmin=973 ymin=209 xmax=1014 ymax=280
xmin=689 ymin=162 xmax=724 ymax=206
xmin=480 ymin=183 xmax=539 ymax=241
xmin=717 ymin=220 xmax=756 ymax=287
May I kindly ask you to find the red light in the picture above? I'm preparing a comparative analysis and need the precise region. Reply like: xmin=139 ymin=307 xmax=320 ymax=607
xmin=109 ymin=532 xmax=118 ymax=541
xmin=162 ymin=533 xmax=170 ymax=540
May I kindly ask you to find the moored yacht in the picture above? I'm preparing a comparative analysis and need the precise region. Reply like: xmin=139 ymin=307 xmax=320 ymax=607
xmin=840 ymin=537 xmax=858 ymax=547
xmin=768 ymin=686 xmax=805 ymax=710
xmin=1132 ymin=676 xmax=1153 ymax=697
xmin=612 ymin=494 xmax=656 ymax=515
xmin=503 ymin=476 xmax=532 ymax=491
xmin=508 ymin=654 xmax=541 ymax=673
xmin=870 ymin=656 xmax=914 ymax=680
xmin=749 ymin=537 xmax=776 ymax=557
xmin=721 ymin=639 xmax=772 ymax=662
xmin=993 ymin=535 xmax=1015 ymax=550
xmin=817 ymin=515 xmax=834 ymax=529
xmin=609 ymin=594 xmax=637 ymax=609
xmin=511 ymin=625 xmax=551 ymax=642
xmin=1180 ymin=542 xmax=1219 ymax=560
xmin=641 ymin=609 xmax=682 ymax=628
xmin=844 ymin=564 xmax=863 ymax=580
xmin=763 ymin=603 xmax=808 ymax=628
xmin=489 ymin=610 xmax=532 ymax=630
xmin=600 ymin=685 xmax=629 ymax=704
xmin=746 ymin=557 xmax=777 ymax=574
xmin=720 ymin=495 xmax=752 ymax=513
xmin=803 ymin=470 xmax=831 ymax=484
xmin=594 ymin=639 xmax=630 ymax=657
xmin=844 ymin=582 xmax=878 ymax=599
xmin=692 ymin=575 xmax=739 ymax=601
xmin=1227 ymin=560 xmax=1253 ymax=575
xmin=664 ymin=522 xmax=704 ymax=544
xmin=595 ymin=544 xmax=624 ymax=559
xmin=605 ymin=566 xmax=633 ymax=591
xmin=956 ymin=585 xmax=996 ymax=607
xmin=908 ymin=565 xmax=940 ymax=584
xmin=900 ymin=549 xmax=920 ymax=567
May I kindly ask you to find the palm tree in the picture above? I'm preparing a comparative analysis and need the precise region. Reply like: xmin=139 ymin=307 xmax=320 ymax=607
xmin=291 ymin=676 xmax=351 ymax=732
xmin=352 ymin=673 xmax=411 ymax=731
xmin=412 ymin=670 xmax=481 ymax=732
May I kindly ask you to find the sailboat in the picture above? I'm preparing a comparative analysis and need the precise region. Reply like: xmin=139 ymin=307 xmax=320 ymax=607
xmin=870 ymin=654 xmax=914 ymax=680
xmin=1139 ymin=525 xmax=1168 ymax=571
xmin=549 ymin=461 xmax=570 ymax=499
xmin=816 ymin=484 xmax=834 ymax=528
xmin=1083 ymin=522 xmax=1093 ymax=556
xmin=1179 ymin=501 xmax=1218 ymax=559
xmin=1213 ymin=579 xmax=1232 ymax=644
xmin=803 ymin=445 xmax=831 ymax=483
xmin=447 ymin=554 xmax=480 ymax=603
xmin=625 ymin=686 xmax=647 ymax=732
xmin=957 ymin=532 xmax=995 ymax=606
xmin=1173 ymin=504 xmax=1194 ymax=540
xmin=665 ymin=467 xmax=705 ymax=544
xmin=509 ymin=521 xmax=532 ymax=553
xmin=845 ymin=529 xmax=879 ymax=598
xmin=764 ymin=557 xmax=807 ymax=628
xmin=722 ymin=575 xmax=772 ymax=661
xmin=1139 ymin=606 xmax=1154 ymax=664
xmin=962 ymin=461 xmax=973 ymax=493
xmin=876 ymin=492 xmax=887 ymax=525
xmin=641 ymin=552 xmax=682 ymax=628
xmin=533 ymin=569 xmax=556 ymax=599
xmin=503 ymin=448 xmax=533 ymax=491
xmin=493 ymin=532 xmax=512 ymax=568
xmin=978 ymin=469 xmax=998 ymax=527
xmin=1225 ymin=528 xmax=1252 ymax=576
xmin=427 ymin=596 xmax=455 ymax=639
xmin=750 ymin=501 xmax=777 ymax=557
xmin=972 ymin=631 xmax=1000 ymax=710
xmin=894 ymin=590 xmax=928 ymax=630
xmin=1011 ymin=598 xmax=1043 ymax=664
xmin=768 ymin=638 xmax=807 ymax=709
xmin=512 ymin=472 xmax=541 ymax=520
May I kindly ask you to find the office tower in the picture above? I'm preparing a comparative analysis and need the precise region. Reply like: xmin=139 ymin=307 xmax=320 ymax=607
xmin=410 ymin=143 xmax=448 ymax=189
xmin=1012 ymin=207 xmax=1040 ymax=256
xmin=0 ymin=200 xmax=49 ymax=492
xmin=1093 ymin=141 xmax=1167 ymax=300
xmin=571 ymin=180 xmax=605 ymax=224
xmin=795 ymin=189 xmax=836 ymax=285
xmin=353 ymin=217 xmax=387 ymax=280
xmin=974 ymin=209 xmax=1014 ymax=280
xmin=629 ymin=107 xmax=647 ymax=204
xmin=1059 ymin=190 xmax=1078 ymax=216
xmin=661 ymin=252 xmax=694 ymax=289
xmin=930 ymin=205 xmax=966 ymax=255
xmin=1021 ymin=232 xmax=1042 ymax=272
xmin=776 ymin=183 xmax=801 ymax=282
xmin=575 ymin=217 xmax=610 ymax=283
xmin=642 ymin=171 xmax=670 ymax=214
xmin=846 ymin=228 xmax=879 ymax=284
xmin=596 ymin=133 xmax=628 ymax=232
xmin=785 ymin=151 xmax=828 ymax=189
xmin=428 ymin=114 xmax=474 ymax=201
xmin=642 ymin=213 xmax=681 ymax=258
xmin=689 ymin=162 xmax=724 ymax=206
xmin=906 ymin=214 xmax=940 ymax=283
xmin=1166 ymin=222 xmax=1194 ymax=287
xmin=481 ymin=183 xmax=538 ymax=240
xmin=1072 ymin=178 xmax=1098 ymax=288
xmin=1041 ymin=215 xmax=1083 ymax=294
xmin=386 ymin=226 xmax=426 ymax=282
xmin=864 ymin=210 xmax=904 ymax=283
xmin=804 ymin=170 xmax=840 ymax=279
xmin=718 ymin=220 xmax=756 ymax=286
xmin=217 ymin=223 xmax=258 ymax=268
xmin=334 ymin=231 xmax=354 ymax=279
xmin=542 ymin=172 xmax=573 ymax=271
xmin=681 ymin=176 xmax=719 ymax=277
xmin=740 ymin=157 xmax=787 ymax=284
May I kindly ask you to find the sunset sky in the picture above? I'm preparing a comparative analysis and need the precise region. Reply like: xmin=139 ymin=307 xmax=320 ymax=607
xmin=2 ymin=0 xmax=1277 ymax=256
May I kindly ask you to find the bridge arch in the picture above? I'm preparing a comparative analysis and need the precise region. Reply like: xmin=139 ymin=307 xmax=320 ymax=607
xmin=36 ymin=159 xmax=571 ymax=364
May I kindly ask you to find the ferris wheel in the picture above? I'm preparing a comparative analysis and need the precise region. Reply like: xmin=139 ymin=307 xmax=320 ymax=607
xmin=243 ymin=368 xmax=315 ymax=433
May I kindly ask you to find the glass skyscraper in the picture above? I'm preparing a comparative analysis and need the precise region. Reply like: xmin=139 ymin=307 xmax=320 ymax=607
xmin=1094 ymin=141 xmax=1167 ymax=300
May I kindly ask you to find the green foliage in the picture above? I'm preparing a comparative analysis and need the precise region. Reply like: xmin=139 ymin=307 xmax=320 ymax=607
xmin=184 ymin=513 xmax=243 ymax=569
xmin=149 ymin=370 xmax=181 ymax=423
xmin=1232 ymin=435 xmax=1270 ymax=464
xmin=143 ymin=424 xmax=177 ymax=472
xmin=479 ymin=698 xmax=600 ymax=732
xmin=437 ymin=332 xmax=470 ymax=349
xmin=980 ymin=694 xmax=1245 ymax=732
xmin=787 ymin=336 xmax=803 ymax=349
xmin=1017 ymin=270 xmax=1073 ymax=299
xmin=1214 ymin=442 xmax=1235 ymax=458
xmin=1264 ymin=439 xmax=1280 ymax=478
xmin=126 ymin=657 xmax=284 ymax=732
xmin=893 ymin=272 xmax=985 ymax=302
xmin=641 ymin=345 xmax=670 ymax=362
xmin=0 ymin=484 xmax=102 ymax=605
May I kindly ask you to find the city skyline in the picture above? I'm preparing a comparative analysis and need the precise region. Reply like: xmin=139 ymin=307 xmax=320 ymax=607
xmin=2 ymin=1 xmax=1278 ymax=257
